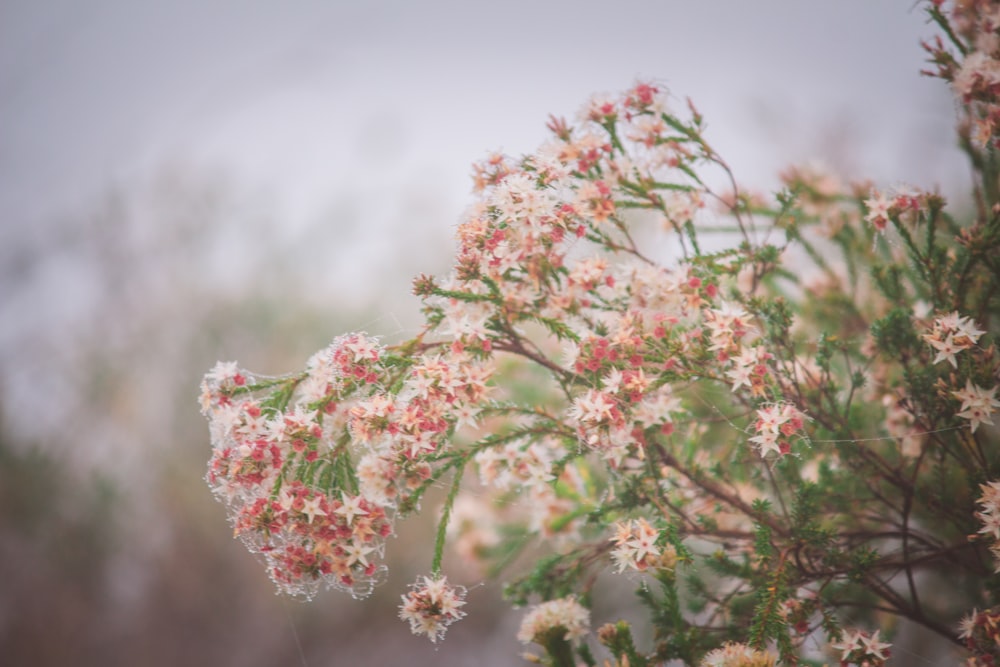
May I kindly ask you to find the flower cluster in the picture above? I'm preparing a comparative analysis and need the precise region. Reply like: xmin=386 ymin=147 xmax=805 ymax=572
xmin=348 ymin=351 xmax=493 ymax=458
xmin=699 ymin=642 xmax=777 ymax=667
xmin=829 ymin=629 xmax=892 ymax=667
xmin=924 ymin=0 xmax=1000 ymax=145
xmin=975 ymin=480 xmax=1000 ymax=570
xmin=725 ymin=345 xmax=772 ymax=396
xmin=517 ymin=596 xmax=591 ymax=645
xmin=475 ymin=437 xmax=561 ymax=492
xmin=610 ymin=518 xmax=669 ymax=573
xmin=748 ymin=402 xmax=807 ymax=458
xmin=923 ymin=311 xmax=986 ymax=367
xmin=200 ymin=329 xmax=501 ymax=601
xmin=200 ymin=334 xmax=397 ymax=598
xmin=953 ymin=380 xmax=1000 ymax=433
xmin=398 ymin=575 xmax=467 ymax=643
xmin=959 ymin=607 xmax=1000 ymax=665
xmin=862 ymin=186 xmax=926 ymax=233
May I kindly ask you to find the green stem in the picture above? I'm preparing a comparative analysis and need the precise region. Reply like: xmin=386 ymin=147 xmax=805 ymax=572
xmin=431 ymin=456 xmax=467 ymax=575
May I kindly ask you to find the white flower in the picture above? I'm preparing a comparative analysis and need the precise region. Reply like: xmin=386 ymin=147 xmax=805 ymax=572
xmin=399 ymin=575 xmax=467 ymax=643
xmin=569 ymin=389 xmax=618 ymax=425
xmin=953 ymin=381 xmax=1000 ymax=433
xmin=335 ymin=494 xmax=369 ymax=525
xmin=517 ymin=596 xmax=590 ymax=644
xmin=300 ymin=496 xmax=326 ymax=524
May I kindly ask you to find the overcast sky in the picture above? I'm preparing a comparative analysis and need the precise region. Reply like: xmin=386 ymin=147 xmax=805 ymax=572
xmin=0 ymin=0 xmax=965 ymax=240
xmin=0 ymin=0 xmax=978 ymax=523
xmin=0 ymin=1 xmax=971 ymax=422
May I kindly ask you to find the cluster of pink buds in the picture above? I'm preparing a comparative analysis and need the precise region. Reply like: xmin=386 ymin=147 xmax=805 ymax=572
xmin=199 ymin=334 xmax=397 ymax=599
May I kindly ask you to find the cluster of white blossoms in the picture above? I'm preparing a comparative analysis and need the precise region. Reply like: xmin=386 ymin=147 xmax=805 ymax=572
xmin=748 ymin=402 xmax=808 ymax=458
xmin=610 ymin=518 xmax=674 ymax=574
xmin=922 ymin=311 xmax=986 ymax=367
xmin=958 ymin=605 xmax=1000 ymax=664
xmin=199 ymin=335 xmax=395 ymax=599
xmin=200 ymin=332 xmax=498 ymax=600
xmin=699 ymin=642 xmax=776 ymax=667
xmin=975 ymin=480 xmax=1000 ymax=571
xmin=398 ymin=575 xmax=467 ymax=643
xmin=517 ymin=596 xmax=591 ymax=645
xmin=829 ymin=629 xmax=892 ymax=667
xmin=954 ymin=381 xmax=1000 ymax=433
xmin=862 ymin=184 xmax=926 ymax=234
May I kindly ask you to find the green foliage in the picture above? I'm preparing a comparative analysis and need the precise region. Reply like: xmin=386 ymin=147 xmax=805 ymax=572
xmin=504 ymin=553 xmax=582 ymax=606
xmin=871 ymin=308 xmax=918 ymax=359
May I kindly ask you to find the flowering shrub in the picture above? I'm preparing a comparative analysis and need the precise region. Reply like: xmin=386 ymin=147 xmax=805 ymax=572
xmin=200 ymin=2 xmax=1000 ymax=665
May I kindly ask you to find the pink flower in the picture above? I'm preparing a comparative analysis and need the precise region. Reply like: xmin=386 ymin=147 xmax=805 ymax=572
xmin=398 ymin=575 xmax=468 ymax=643
xmin=863 ymin=191 xmax=891 ymax=232
xmin=750 ymin=403 xmax=807 ymax=458
xmin=582 ymin=93 xmax=618 ymax=124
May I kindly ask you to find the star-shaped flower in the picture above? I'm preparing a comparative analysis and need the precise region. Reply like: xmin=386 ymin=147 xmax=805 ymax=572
xmin=343 ymin=539 xmax=375 ymax=568
xmin=953 ymin=380 xmax=1000 ymax=433
xmin=336 ymin=494 xmax=369 ymax=525
xmin=300 ymin=496 xmax=327 ymax=524
xmin=860 ymin=630 xmax=891 ymax=660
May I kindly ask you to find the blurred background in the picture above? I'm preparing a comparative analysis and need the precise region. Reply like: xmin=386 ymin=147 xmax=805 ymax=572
xmin=0 ymin=1 xmax=968 ymax=665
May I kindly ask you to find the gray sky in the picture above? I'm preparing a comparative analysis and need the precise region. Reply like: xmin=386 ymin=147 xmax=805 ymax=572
xmin=0 ymin=1 xmax=969 ymax=447
xmin=0 ymin=0 xmax=965 ymax=238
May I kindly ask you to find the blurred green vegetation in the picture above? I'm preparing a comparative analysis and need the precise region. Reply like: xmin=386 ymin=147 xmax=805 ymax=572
xmin=0 ymin=167 xmax=524 ymax=665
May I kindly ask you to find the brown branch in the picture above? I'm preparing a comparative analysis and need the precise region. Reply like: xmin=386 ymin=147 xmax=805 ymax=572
xmin=654 ymin=444 xmax=789 ymax=538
